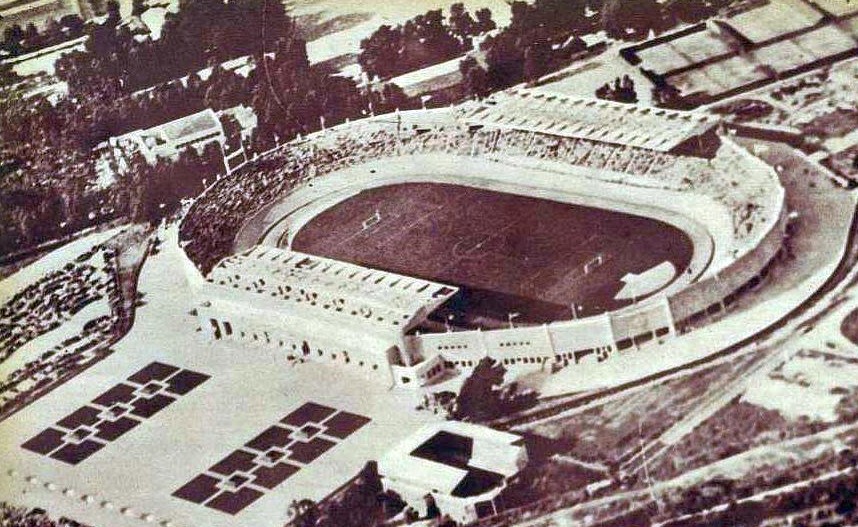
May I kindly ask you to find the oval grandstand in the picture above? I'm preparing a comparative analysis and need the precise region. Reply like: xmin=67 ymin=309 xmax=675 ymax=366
xmin=178 ymin=90 xmax=787 ymax=389
xmin=243 ymin=156 xmax=710 ymax=323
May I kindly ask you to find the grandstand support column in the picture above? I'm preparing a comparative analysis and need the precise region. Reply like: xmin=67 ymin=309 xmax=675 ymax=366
xmin=662 ymin=297 xmax=677 ymax=337
xmin=478 ymin=328 xmax=489 ymax=358
xmin=600 ymin=312 xmax=617 ymax=354
xmin=491 ymin=128 xmax=502 ymax=154
xmin=543 ymin=324 xmax=557 ymax=371
xmin=396 ymin=337 xmax=415 ymax=367
xmin=524 ymin=132 xmax=537 ymax=156
xmin=385 ymin=358 xmax=396 ymax=391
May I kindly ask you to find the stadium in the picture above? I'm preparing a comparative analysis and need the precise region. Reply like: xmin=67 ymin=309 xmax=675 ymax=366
xmin=178 ymin=88 xmax=788 ymax=391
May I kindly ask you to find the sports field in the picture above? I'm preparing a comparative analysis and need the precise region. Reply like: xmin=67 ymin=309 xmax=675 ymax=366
xmin=291 ymin=183 xmax=693 ymax=328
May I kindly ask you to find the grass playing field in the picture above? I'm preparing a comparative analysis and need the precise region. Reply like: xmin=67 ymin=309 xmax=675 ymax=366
xmin=291 ymin=183 xmax=693 ymax=328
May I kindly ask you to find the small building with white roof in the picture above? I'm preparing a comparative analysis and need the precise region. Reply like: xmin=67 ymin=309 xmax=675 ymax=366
xmin=377 ymin=421 xmax=528 ymax=524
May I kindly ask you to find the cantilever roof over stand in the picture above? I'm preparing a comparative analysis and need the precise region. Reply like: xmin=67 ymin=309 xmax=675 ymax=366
xmin=462 ymin=88 xmax=718 ymax=153
xmin=205 ymin=246 xmax=459 ymax=335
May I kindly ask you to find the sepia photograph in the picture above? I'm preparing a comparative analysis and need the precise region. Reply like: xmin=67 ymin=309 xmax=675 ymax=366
xmin=3 ymin=0 xmax=858 ymax=525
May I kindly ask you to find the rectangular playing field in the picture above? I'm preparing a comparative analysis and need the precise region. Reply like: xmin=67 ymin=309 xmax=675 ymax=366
xmin=291 ymin=182 xmax=692 ymax=326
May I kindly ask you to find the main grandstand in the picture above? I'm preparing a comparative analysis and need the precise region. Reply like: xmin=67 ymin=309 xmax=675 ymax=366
xmin=179 ymin=88 xmax=786 ymax=389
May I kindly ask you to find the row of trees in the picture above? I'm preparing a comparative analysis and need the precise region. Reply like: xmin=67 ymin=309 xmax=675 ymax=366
xmin=1 ymin=0 xmax=415 ymax=258
xmin=56 ymin=0 xmax=293 ymax=96
xmin=596 ymin=75 xmax=638 ymax=103
xmin=459 ymin=0 xmax=744 ymax=100
xmin=51 ymin=0 xmax=412 ymax=148
xmin=1 ymin=14 xmax=86 ymax=57
xmin=358 ymin=3 xmax=495 ymax=80
xmin=458 ymin=0 xmax=599 ymax=98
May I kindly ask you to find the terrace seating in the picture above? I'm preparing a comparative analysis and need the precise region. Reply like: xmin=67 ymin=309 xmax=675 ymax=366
xmin=0 ymin=502 xmax=88 ymax=527
xmin=180 ymin=114 xmax=781 ymax=281
xmin=0 ymin=245 xmax=119 ymax=361
xmin=463 ymin=89 xmax=717 ymax=153
xmin=0 ymin=242 xmax=121 ymax=421
xmin=0 ymin=315 xmax=115 ymax=419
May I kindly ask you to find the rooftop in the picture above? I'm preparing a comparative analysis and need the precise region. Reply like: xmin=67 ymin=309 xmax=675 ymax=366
xmin=206 ymin=246 xmax=459 ymax=333
xmin=112 ymin=108 xmax=225 ymax=164
xmin=379 ymin=422 xmax=526 ymax=498
xmin=462 ymin=88 xmax=717 ymax=152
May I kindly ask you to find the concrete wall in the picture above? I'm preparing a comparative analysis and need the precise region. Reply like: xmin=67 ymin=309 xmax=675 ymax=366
xmin=404 ymin=202 xmax=784 ymax=376
xmin=196 ymin=300 xmax=396 ymax=385
xmin=668 ymin=204 xmax=787 ymax=323
xmin=407 ymin=300 xmax=675 ymax=373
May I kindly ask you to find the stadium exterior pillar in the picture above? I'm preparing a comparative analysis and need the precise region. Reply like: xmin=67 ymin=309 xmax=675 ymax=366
xmin=600 ymin=312 xmax=617 ymax=354
xmin=662 ymin=297 xmax=677 ymax=337
xmin=543 ymin=324 xmax=556 ymax=371
xmin=477 ymin=328 xmax=489 ymax=358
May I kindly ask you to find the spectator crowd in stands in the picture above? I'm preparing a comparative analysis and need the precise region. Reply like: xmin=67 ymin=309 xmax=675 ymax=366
xmin=181 ymin=110 xmax=781 ymax=276
xmin=0 ymin=242 xmax=123 ymax=421
xmin=0 ymin=503 xmax=89 ymax=527
xmin=0 ymin=244 xmax=118 ymax=360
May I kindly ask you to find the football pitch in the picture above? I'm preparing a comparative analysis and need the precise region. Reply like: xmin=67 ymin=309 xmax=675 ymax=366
xmin=291 ymin=182 xmax=693 ymax=327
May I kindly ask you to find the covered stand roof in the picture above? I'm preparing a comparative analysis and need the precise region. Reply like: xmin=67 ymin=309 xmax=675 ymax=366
xmin=462 ymin=88 xmax=717 ymax=152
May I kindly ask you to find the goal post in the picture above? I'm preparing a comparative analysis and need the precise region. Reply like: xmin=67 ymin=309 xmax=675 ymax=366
xmin=584 ymin=253 xmax=604 ymax=275
xmin=361 ymin=209 xmax=382 ymax=230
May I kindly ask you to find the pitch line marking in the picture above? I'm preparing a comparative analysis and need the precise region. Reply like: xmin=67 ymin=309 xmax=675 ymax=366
xmin=439 ymin=219 xmax=519 ymax=278
xmin=359 ymin=189 xmax=474 ymax=254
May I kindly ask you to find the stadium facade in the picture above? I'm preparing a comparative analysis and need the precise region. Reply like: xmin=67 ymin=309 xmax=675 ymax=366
xmin=179 ymin=89 xmax=787 ymax=391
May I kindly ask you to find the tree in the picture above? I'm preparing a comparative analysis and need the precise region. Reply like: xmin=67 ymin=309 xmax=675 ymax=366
xmin=474 ymin=7 xmax=496 ymax=33
xmin=523 ymin=38 xmax=552 ymax=81
xmin=358 ymin=6 xmax=472 ymax=80
xmin=652 ymin=80 xmax=681 ymax=107
xmin=424 ymin=494 xmax=441 ymax=519
xmin=0 ymin=60 xmax=17 ymax=85
xmin=59 ymin=14 xmax=85 ymax=35
xmin=23 ymin=22 xmax=38 ymax=42
xmin=2 ymin=24 xmax=24 ymax=55
xmin=453 ymin=357 xmax=538 ymax=422
xmin=460 ymin=56 xmax=489 ymax=99
xmin=601 ymin=0 xmax=662 ymax=40
xmin=3 ymin=24 xmax=24 ymax=46
xmin=596 ymin=75 xmax=637 ymax=103
xmin=449 ymin=2 xmax=475 ymax=38
xmin=106 ymin=0 xmax=121 ymax=25
xmin=317 ymin=463 xmax=386 ymax=527
xmin=288 ymin=499 xmax=320 ymax=527
xmin=131 ymin=0 xmax=147 ymax=16
xmin=453 ymin=357 xmax=507 ymax=421
xmin=484 ymin=32 xmax=524 ymax=89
